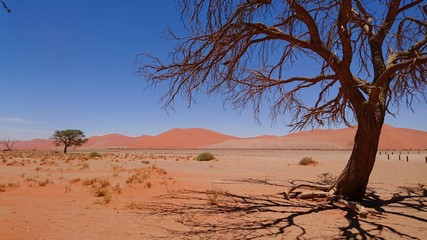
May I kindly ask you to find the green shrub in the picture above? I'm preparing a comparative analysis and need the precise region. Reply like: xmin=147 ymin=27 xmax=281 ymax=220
xmin=88 ymin=151 xmax=102 ymax=158
xmin=196 ymin=152 xmax=215 ymax=161
xmin=298 ymin=157 xmax=318 ymax=166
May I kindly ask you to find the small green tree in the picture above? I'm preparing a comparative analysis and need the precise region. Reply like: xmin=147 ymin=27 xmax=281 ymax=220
xmin=51 ymin=129 xmax=88 ymax=153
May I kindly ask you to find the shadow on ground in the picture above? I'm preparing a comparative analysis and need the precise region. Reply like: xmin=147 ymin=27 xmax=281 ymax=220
xmin=143 ymin=180 xmax=426 ymax=239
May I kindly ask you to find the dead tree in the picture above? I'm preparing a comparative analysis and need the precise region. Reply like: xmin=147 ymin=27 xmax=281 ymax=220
xmin=139 ymin=0 xmax=427 ymax=202
xmin=0 ymin=138 xmax=19 ymax=151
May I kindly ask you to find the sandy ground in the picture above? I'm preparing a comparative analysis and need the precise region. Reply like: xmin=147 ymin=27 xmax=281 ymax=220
xmin=0 ymin=149 xmax=426 ymax=239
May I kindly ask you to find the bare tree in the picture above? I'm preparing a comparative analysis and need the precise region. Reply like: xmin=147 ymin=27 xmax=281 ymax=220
xmin=139 ymin=0 xmax=427 ymax=201
xmin=0 ymin=138 xmax=19 ymax=151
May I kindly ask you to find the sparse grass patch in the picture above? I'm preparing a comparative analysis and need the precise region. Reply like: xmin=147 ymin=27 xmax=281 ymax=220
xmin=126 ymin=172 xmax=148 ymax=184
xmin=95 ymin=188 xmax=112 ymax=204
xmin=78 ymin=161 xmax=90 ymax=170
xmin=7 ymin=160 xmax=19 ymax=166
xmin=112 ymin=183 xmax=122 ymax=194
xmin=82 ymin=177 xmax=114 ymax=204
xmin=83 ymin=177 xmax=111 ymax=188
xmin=0 ymin=182 xmax=19 ymax=192
xmin=298 ymin=157 xmax=318 ymax=166
xmin=65 ymin=184 xmax=72 ymax=193
xmin=206 ymin=188 xmax=226 ymax=205
xmin=25 ymin=176 xmax=38 ymax=183
xmin=317 ymin=172 xmax=336 ymax=185
xmin=196 ymin=152 xmax=215 ymax=161
xmin=126 ymin=201 xmax=144 ymax=210
xmin=38 ymin=178 xmax=52 ymax=187
xmin=8 ymin=182 xmax=20 ymax=188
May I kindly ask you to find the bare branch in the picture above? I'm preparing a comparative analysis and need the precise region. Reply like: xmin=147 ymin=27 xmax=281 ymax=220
xmin=374 ymin=0 xmax=401 ymax=45
xmin=139 ymin=0 xmax=426 ymax=130
xmin=0 ymin=139 xmax=19 ymax=151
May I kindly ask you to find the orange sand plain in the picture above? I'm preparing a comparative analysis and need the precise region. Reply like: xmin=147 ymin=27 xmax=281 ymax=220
xmin=1 ymin=149 xmax=426 ymax=239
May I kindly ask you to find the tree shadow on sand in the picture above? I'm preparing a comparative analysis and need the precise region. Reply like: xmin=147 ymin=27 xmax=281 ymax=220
xmin=142 ymin=180 xmax=426 ymax=239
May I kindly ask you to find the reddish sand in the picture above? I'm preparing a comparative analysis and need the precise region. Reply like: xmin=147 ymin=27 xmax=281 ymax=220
xmin=206 ymin=124 xmax=427 ymax=150
xmin=0 ymin=149 xmax=426 ymax=239
xmin=7 ymin=124 xmax=427 ymax=151
xmin=128 ymin=128 xmax=239 ymax=149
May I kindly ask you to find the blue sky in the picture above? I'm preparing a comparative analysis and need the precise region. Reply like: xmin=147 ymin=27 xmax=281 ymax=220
xmin=1 ymin=1 xmax=426 ymax=140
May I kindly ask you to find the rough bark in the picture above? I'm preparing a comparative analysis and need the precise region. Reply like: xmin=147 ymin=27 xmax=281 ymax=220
xmin=330 ymin=105 xmax=385 ymax=201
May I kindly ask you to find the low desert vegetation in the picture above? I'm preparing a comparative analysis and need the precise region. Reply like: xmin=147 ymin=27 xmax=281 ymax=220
xmin=126 ymin=201 xmax=144 ymax=210
xmin=38 ymin=178 xmax=52 ymax=187
xmin=83 ymin=177 xmax=111 ymax=188
xmin=317 ymin=172 xmax=337 ymax=185
xmin=298 ymin=157 xmax=318 ymax=166
xmin=95 ymin=188 xmax=112 ymax=204
xmin=0 ymin=182 xmax=20 ymax=192
xmin=82 ymin=177 xmax=113 ymax=204
xmin=77 ymin=161 xmax=90 ymax=170
xmin=196 ymin=152 xmax=215 ymax=161
xmin=206 ymin=188 xmax=227 ymax=206
xmin=88 ymin=151 xmax=102 ymax=158
xmin=112 ymin=183 xmax=122 ymax=194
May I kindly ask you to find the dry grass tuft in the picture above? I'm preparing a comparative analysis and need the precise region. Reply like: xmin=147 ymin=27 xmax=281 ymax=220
xmin=298 ymin=157 xmax=318 ymax=166
xmin=317 ymin=172 xmax=336 ymax=185
xmin=126 ymin=201 xmax=144 ymax=210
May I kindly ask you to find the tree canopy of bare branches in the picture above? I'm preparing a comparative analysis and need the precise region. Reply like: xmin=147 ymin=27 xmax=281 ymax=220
xmin=139 ymin=0 xmax=427 ymax=201
xmin=0 ymin=138 xmax=18 ymax=151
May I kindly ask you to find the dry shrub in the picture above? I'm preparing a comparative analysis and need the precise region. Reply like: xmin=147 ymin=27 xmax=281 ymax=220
xmin=196 ymin=152 xmax=215 ymax=161
xmin=88 ymin=151 xmax=102 ymax=158
xmin=317 ymin=172 xmax=337 ymax=185
xmin=83 ymin=177 xmax=110 ymax=188
xmin=126 ymin=165 xmax=167 ymax=184
xmin=38 ymin=178 xmax=52 ymax=187
xmin=298 ymin=157 xmax=318 ymax=166
xmin=112 ymin=183 xmax=122 ymax=194
xmin=0 ymin=182 xmax=20 ymax=192
xmin=82 ymin=177 xmax=113 ymax=204
xmin=95 ymin=188 xmax=112 ymax=204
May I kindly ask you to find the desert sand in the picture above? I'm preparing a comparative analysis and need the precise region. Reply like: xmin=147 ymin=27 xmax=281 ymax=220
xmin=1 ymin=149 xmax=426 ymax=239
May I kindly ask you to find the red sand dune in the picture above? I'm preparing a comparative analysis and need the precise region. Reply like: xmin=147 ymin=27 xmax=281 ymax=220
xmin=129 ymin=128 xmax=239 ymax=149
xmin=205 ymin=124 xmax=427 ymax=150
xmin=5 ymin=124 xmax=427 ymax=150
xmin=13 ymin=139 xmax=54 ymax=151
xmin=83 ymin=134 xmax=137 ymax=149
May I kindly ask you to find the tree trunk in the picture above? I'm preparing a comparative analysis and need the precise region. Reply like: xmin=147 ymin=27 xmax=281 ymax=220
xmin=330 ymin=111 xmax=384 ymax=201
xmin=64 ymin=145 xmax=68 ymax=154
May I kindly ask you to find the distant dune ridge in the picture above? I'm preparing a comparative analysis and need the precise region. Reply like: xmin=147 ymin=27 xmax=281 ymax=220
xmin=7 ymin=124 xmax=427 ymax=150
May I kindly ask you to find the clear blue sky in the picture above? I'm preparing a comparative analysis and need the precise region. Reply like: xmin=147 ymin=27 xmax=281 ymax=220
xmin=1 ymin=1 xmax=426 ymax=140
